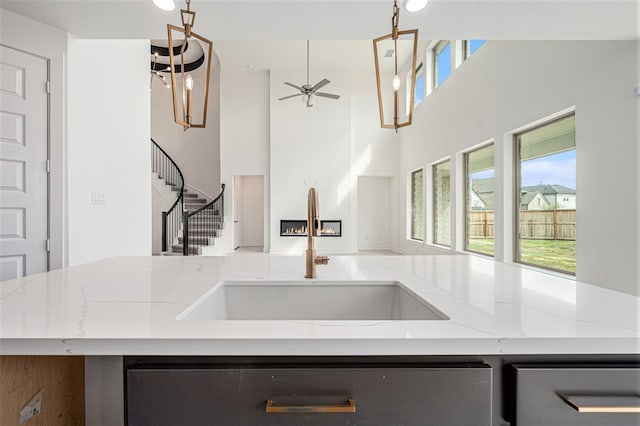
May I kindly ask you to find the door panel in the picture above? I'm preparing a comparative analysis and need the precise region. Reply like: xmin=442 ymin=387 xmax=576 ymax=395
xmin=0 ymin=46 xmax=48 ymax=281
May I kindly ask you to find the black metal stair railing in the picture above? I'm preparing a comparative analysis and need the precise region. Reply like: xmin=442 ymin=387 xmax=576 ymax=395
xmin=151 ymin=138 xmax=184 ymax=253
xmin=183 ymin=184 xmax=225 ymax=255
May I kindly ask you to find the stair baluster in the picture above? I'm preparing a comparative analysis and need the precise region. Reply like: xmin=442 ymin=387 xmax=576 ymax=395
xmin=183 ymin=184 xmax=225 ymax=255
xmin=151 ymin=139 xmax=184 ymax=253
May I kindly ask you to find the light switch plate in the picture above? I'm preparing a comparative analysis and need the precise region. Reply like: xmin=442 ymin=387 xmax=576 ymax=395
xmin=91 ymin=191 xmax=106 ymax=205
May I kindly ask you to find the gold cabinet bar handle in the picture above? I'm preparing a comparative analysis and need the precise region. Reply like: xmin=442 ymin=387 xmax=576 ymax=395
xmin=560 ymin=395 xmax=640 ymax=413
xmin=266 ymin=398 xmax=356 ymax=413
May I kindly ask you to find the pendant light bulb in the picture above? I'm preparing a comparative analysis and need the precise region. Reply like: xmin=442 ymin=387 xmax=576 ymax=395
xmin=392 ymin=75 xmax=401 ymax=91
xmin=152 ymin=0 xmax=175 ymax=11
xmin=185 ymin=74 xmax=194 ymax=91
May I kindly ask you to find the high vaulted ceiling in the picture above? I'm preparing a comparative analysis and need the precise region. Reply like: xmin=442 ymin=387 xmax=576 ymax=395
xmin=2 ymin=0 xmax=638 ymax=40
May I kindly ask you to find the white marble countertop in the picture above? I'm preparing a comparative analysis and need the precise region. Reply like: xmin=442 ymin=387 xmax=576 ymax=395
xmin=0 ymin=254 xmax=638 ymax=355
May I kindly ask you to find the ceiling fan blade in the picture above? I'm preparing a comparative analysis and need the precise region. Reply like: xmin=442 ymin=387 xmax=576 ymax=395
xmin=311 ymin=78 xmax=330 ymax=91
xmin=315 ymin=92 xmax=340 ymax=100
xmin=284 ymin=82 xmax=303 ymax=91
xmin=278 ymin=93 xmax=303 ymax=101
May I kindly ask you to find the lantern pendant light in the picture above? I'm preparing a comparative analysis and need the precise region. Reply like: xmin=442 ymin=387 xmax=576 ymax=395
xmin=373 ymin=0 xmax=419 ymax=132
xmin=167 ymin=0 xmax=213 ymax=130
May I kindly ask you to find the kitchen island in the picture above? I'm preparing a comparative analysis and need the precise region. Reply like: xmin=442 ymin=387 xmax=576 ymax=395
xmin=1 ymin=254 xmax=638 ymax=355
xmin=1 ymin=254 xmax=638 ymax=425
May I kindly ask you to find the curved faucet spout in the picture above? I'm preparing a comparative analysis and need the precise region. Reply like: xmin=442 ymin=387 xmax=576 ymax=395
xmin=305 ymin=187 xmax=329 ymax=278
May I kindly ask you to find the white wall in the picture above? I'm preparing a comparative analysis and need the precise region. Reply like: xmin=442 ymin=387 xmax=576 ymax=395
xmin=67 ymin=38 xmax=151 ymax=266
xmin=350 ymin=71 xmax=400 ymax=252
xmin=219 ymin=70 xmax=271 ymax=252
xmin=151 ymin=58 xmax=221 ymax=199
xmin=269 ymin=67 xmax=352 ymax=254
xmin=217 ymin=49 xmax=399 ymax=255
xmin=397 ymin=40 xmax=639 ymax=296
xmin=239 ymin=176 xmax=265 ymax=247
xmin=358 ymin=176 xmax=392 ymax=250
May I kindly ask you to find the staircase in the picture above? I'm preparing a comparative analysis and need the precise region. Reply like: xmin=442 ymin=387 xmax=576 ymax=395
xmin=170 ymin=189 xmax=224 ymax=255
xmin=152 ymin=139 xmax=225 ymax=256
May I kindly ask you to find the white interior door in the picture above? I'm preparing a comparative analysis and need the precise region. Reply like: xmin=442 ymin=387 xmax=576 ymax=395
xmin=0 ymin=46 xmax=49 ymax=281
xmin=239 ymin=176 xmax=264 ymax=248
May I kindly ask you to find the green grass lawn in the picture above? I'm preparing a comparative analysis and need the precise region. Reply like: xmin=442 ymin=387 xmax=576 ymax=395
xmin=468 ymin=239 xmax=575 ymax=273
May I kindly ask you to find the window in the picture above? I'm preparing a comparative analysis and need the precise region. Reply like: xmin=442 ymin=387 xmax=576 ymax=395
xmin=434 ymin=41 xmax=451 ymax=88
xmin=406 ymin=62 xmax=425 ymax=114
xmin=464 ymin=39 xmax=486 ymax=59
xmin=414 ymin=62 xmax=425 ymax=106
xmin=410 ymin=169 xmax=424 ymax=241
xmin=516 ymin=114 xmax=576 ymax=274
xmin=465 ymin=144 xmax=494 ymax=256
xmin=433 ymin=160 xmax=451 ymax=246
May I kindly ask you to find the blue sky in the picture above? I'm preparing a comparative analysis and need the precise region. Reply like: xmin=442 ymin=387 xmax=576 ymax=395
xmin=470 ymin=149 xmax=576 ymax=190
xmin=521 ymin=150 xmax=576 ymax=189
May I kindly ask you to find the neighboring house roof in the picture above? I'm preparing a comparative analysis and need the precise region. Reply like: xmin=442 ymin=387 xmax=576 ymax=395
xmin=521 ymin=184 xmax=576 ymax=195
xmin=469 ymin=189 xmax=486 ymax=209
xmin=470 ymin=178 xmax=495 ymax=210
xmin=473 ymin=179 xmax=576 ymax=196
xmin=478 ymin=192 xmax=495 ymax=210
xmin=520 ymin=191 xmax=548 ymax=207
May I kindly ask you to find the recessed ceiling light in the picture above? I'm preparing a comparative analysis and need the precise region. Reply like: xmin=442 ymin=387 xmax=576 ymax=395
xmin=403 ymin=0 xmax=428 ymax=12
xmin=152 ymin=0 xmax=175 ymax=11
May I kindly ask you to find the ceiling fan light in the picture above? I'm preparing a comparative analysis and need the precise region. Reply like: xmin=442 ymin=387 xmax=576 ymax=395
xmin=403 ymin=0 xmax=428 ymax=12
xmin=153 ymin=0 xmax=175 ymax=11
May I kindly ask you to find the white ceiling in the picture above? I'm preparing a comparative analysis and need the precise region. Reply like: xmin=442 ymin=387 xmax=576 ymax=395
xmin=2 ymin=0 xmax=638 ymax=41
xmin=2 ymin=0 xmax=637 ymax=73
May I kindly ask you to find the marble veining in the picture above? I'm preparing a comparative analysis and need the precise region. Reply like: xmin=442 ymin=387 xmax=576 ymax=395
xmin=0 ymin=254 xmax=638 ymax=355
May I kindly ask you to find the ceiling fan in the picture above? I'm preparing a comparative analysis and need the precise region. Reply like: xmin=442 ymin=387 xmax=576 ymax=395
xmin=278 ymin=40 xmax=340 ymax=108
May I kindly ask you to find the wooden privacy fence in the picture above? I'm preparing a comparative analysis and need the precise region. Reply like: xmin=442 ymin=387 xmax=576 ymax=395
xmin=468 ymin=209 xmax=576 ymax=240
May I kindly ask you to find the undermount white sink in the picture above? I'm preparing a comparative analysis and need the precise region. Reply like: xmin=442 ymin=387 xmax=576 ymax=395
xmin=177 ymin=281 xmax=449 ymax=321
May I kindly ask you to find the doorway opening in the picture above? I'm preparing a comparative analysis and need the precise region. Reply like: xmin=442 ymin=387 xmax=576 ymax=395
xmin=233 ymin=176 xmax=265 ymax=251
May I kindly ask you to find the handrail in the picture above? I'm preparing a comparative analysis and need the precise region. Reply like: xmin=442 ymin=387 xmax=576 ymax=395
xmin=186 ymin=183 xmax=225 ymax=217
xmin=183 ymin=183 xmax=225 ymax=255
xmin=151 ymin=138 xmax=185 ymax=252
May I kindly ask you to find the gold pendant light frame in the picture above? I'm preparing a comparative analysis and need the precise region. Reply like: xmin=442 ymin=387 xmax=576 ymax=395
xmin=167 ymin=0 xmax=213 ymax=129
xmin=373 ymin=0 xmax=419 ymax=131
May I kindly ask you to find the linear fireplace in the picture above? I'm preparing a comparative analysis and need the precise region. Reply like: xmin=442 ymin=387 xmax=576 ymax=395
xmin=280 ymin=220 xmax=342 ymax=237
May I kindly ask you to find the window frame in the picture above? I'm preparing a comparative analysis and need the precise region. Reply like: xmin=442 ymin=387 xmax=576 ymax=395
xmin=463 ymin=39 xmax=486 ymax=60
xmin=513 ymin=113 xmax=576 ymax=275
xmin=409 ymin=167 xmax=424 ymax=242
xmin=414 ymin=61 xmax=425 ymax=108
xmin=432 ymin=158 xmax=451 ymax=247
xmin=464 ymin=142 xmax=495 ymax=257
